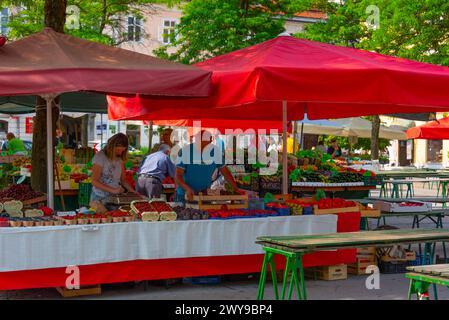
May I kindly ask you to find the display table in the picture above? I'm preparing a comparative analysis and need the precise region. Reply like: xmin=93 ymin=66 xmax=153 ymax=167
xmin=406 ymin=264 xmax=449 ymax=300
xmin=0 ymin=215 xmax=358 ymax=290
xmin=256 ymin=229 xmax=449 ymax=300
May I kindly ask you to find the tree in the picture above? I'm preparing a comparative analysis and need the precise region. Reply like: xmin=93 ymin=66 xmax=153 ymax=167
xmin=154 ymin=0 xmax=313 ymax=64
xmin=298 ymin=0 xmax=449 ymax=159
xmin=4 ymin=0 xmax=180 ymax=45
xmin=2 ymin=0 xmax=176 ymax=192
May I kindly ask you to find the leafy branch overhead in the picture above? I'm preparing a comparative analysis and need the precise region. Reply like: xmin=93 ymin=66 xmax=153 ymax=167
xmin=153 ymin=0 xmax=315 ymax=64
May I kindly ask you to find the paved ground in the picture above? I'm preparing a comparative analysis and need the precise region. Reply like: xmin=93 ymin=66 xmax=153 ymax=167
xmin=2 ymin=184 xmax=449 ymax=300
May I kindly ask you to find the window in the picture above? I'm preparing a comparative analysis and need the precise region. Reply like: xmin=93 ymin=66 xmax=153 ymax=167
xmin=127 ymin=16 xmax=143 ymax=42
xmin=161 ymin=19 xmax=177 ymax=44
xmin=0 ymin=8 xmax=8 ymax=35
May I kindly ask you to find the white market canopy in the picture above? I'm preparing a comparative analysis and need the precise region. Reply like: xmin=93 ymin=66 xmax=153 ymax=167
xmin=300 ymin=117 xmax=407 ymax=140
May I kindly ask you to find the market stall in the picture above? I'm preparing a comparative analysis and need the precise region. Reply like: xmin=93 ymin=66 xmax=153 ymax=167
xmin=0 ymin=213 xmax=347 ymax=290
xmin=0 ymin=28 xmax=212 ymax=209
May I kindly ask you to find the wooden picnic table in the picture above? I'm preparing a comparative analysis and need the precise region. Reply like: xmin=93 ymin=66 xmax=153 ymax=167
xmin=256 ymin=229 xmax=449 ymax=300
xmin=406 ymin=264 xmax=449 ymax=300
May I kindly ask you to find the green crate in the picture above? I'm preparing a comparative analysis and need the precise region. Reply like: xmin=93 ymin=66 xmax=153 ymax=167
xmin=362 ymin=175 xmax=383 ymax=186
xmin=78 ymin=182 xmax=92 ymax=207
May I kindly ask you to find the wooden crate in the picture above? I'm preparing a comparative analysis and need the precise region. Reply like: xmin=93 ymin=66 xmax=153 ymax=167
xmin=313 ymin=205 xmax=359 ymax=215
xmin=348 ymin=256 xmax=377 ymax=275
xmin=357 ymin=247 xmax=377 ymax=255
xmin=274 ymin=194 xmax=293 ymax=201
xmin=360 ymin=209 xmax=381 ymax=218
xmin=186 ymin=193 xmax=248 ymax=210
xmin=22 ymin=195 xmax=47 ymax=206
xmin=56 ymin=285 xmax=101 ymax=298
xmin=306 ymin=264 xmax=347 ymax=281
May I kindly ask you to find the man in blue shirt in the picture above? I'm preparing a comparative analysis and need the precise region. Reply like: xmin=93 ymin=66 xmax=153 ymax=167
xmin=136 ymin=144 xmax=175 ymax=198
xmin=175 ymin=131 xmax=242 ymax=202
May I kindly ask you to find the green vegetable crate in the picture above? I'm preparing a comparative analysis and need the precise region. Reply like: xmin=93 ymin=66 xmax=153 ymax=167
xmin=78 ymin=182 xmax=92 ymax=207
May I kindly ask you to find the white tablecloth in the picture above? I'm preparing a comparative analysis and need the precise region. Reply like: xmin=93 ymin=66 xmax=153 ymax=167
xmin=0 ymin=215 xmax=337 ymax=272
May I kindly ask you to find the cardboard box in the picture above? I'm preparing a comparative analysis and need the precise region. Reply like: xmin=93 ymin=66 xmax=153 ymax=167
xmin=307 ymin=264 xmax=347 ymax=281
xmin=348 ymin=256 xmax=377 ymax=275
xmin=357 ymin=247 xmax=377 ymax=255
xmin=373 ymin=200 xmax=432 ymax=213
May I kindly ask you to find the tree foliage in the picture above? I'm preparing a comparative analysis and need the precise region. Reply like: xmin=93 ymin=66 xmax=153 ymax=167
xmin=2 ymin=0 xmax=179 ymax=45
xmin=299 ymin=0 xmax=449 ymax=66
xmin=154 ymin=0 xmax=314 ymax=64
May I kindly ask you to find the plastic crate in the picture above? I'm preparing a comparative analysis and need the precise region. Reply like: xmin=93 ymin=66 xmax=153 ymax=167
xmin=302 ymin=205 xmax=313 ymax=215
xmin=362 ymin=175 xmax=383 ymax=186
xmin=248 ymin=198 xmax=265 ymax=210
xmin=183 ymin=276 xmax=221 ymax=285
xmin=78 ymin=182 xmax=92 ymax=207
xmin=378 ymin=261 xmax=408 ymax=274
xmin=273 ymin=207 xmax=291 ymax=216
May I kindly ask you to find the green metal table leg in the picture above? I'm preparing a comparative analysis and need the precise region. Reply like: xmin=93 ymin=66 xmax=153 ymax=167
xmin=408 ymin=279 xmax=414 ymax=300
xmin=298 ymin=254 xmax=307 ymax=300
xmin=281 ymin=257 xmax=292 ymax=300
xmin=293 ymin=258 xmax=303 ymax=300
xmin=424 ymin=243 xmax=438 ymax=300
xmin=287 ymin=259 xmax=302 ymax=300
xmin=257 ymin=251 xmax=270 ymax=300
xmin=267 ymin=253 xmax=279 ymax=300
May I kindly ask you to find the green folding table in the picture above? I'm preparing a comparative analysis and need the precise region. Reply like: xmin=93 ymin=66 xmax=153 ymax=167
xmin=406 ymin=264 xmax=449 ymax=300
xmin=256 ymin=229 xmax=449 ymax=300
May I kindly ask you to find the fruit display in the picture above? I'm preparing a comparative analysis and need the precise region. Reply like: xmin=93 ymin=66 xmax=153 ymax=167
xmin=265 ymin=202 xmax=291 ymax=215
xmin=329 ymin=172 xmax=363 ymax=183
xmin=208 ymin=208 xmax=279 ymax=219
xmin=0 ymin=184 xmax=44 ymax=202
xmin=12 ymin=157 xmax=31 ymax=168
xmin=316 ymin=198 xmax=357 ymax=209
xmin=131 ymin=200 xmax=174 ymax=213
xmin=70 ymin=173 xmax=89 ymax=183
xmin=162 ymin=177 xmax=175 ymax=185
xmin=173 ymin=206 xmax=209 ymax=220
xmin=5 ymin=216 xmax=62 ymax=227
xmin=285 ymin=201 xmax=303 ymax=215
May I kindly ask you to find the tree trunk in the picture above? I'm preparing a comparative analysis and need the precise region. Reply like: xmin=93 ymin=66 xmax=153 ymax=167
xmin=31 ymin=0 xmax=67 ymax=193
xmin=371 ymin=115 xmax=381 ymax=160
xmin=31 ymin=97 xmax=59 ymax=193
xmin=44 ymin=0 xmax=67 ymax=32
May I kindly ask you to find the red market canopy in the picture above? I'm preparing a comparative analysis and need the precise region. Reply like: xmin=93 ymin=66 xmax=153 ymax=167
xmin=109 ymin=34 xmax=449 ymax=121
xmin=406 ymin=117 xmax=449 ymax=139
xmin=0 ymin=28 xmax=211 ymax=97
xmin=150 ymin=119 xmax=290 ymax=133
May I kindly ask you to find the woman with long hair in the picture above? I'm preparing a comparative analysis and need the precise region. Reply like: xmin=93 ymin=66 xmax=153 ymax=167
xmin=90 ymin=133 xmax=134 ymax=208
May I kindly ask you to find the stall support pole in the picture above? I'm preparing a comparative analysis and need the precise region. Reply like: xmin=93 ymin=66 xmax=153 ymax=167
xmin=282 ymin=101 xmax=288 ymax=195
xmin=41 ymin=94 xmax=58 ymax=210
xmin=100 ymin=113 xmax=104 ymax=146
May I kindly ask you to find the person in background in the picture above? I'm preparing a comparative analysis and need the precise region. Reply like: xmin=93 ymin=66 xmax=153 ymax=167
xmin=151 ymin=128 xmax=174 ymax=153
xmin=6 ymin=133 xmax=26 ymax=155
xmin=267 ymin=137 xmax=278 ymax=153
xmin=175 ymin=130 xmax=243 ymax=202
xmin=136 ymin=144 xmax=176 ymax=199
xmin=327 ymin=139 xmax=342 ymax=159
xmin=315 ymin=140 xmax=327 ymax=154
xmin=90 ymin=133 xmax=134 ymax=209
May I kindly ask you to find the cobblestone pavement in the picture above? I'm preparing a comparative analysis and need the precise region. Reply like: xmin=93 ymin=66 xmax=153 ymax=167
xmin=2 ymin=185 xmax=449 ymax=300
